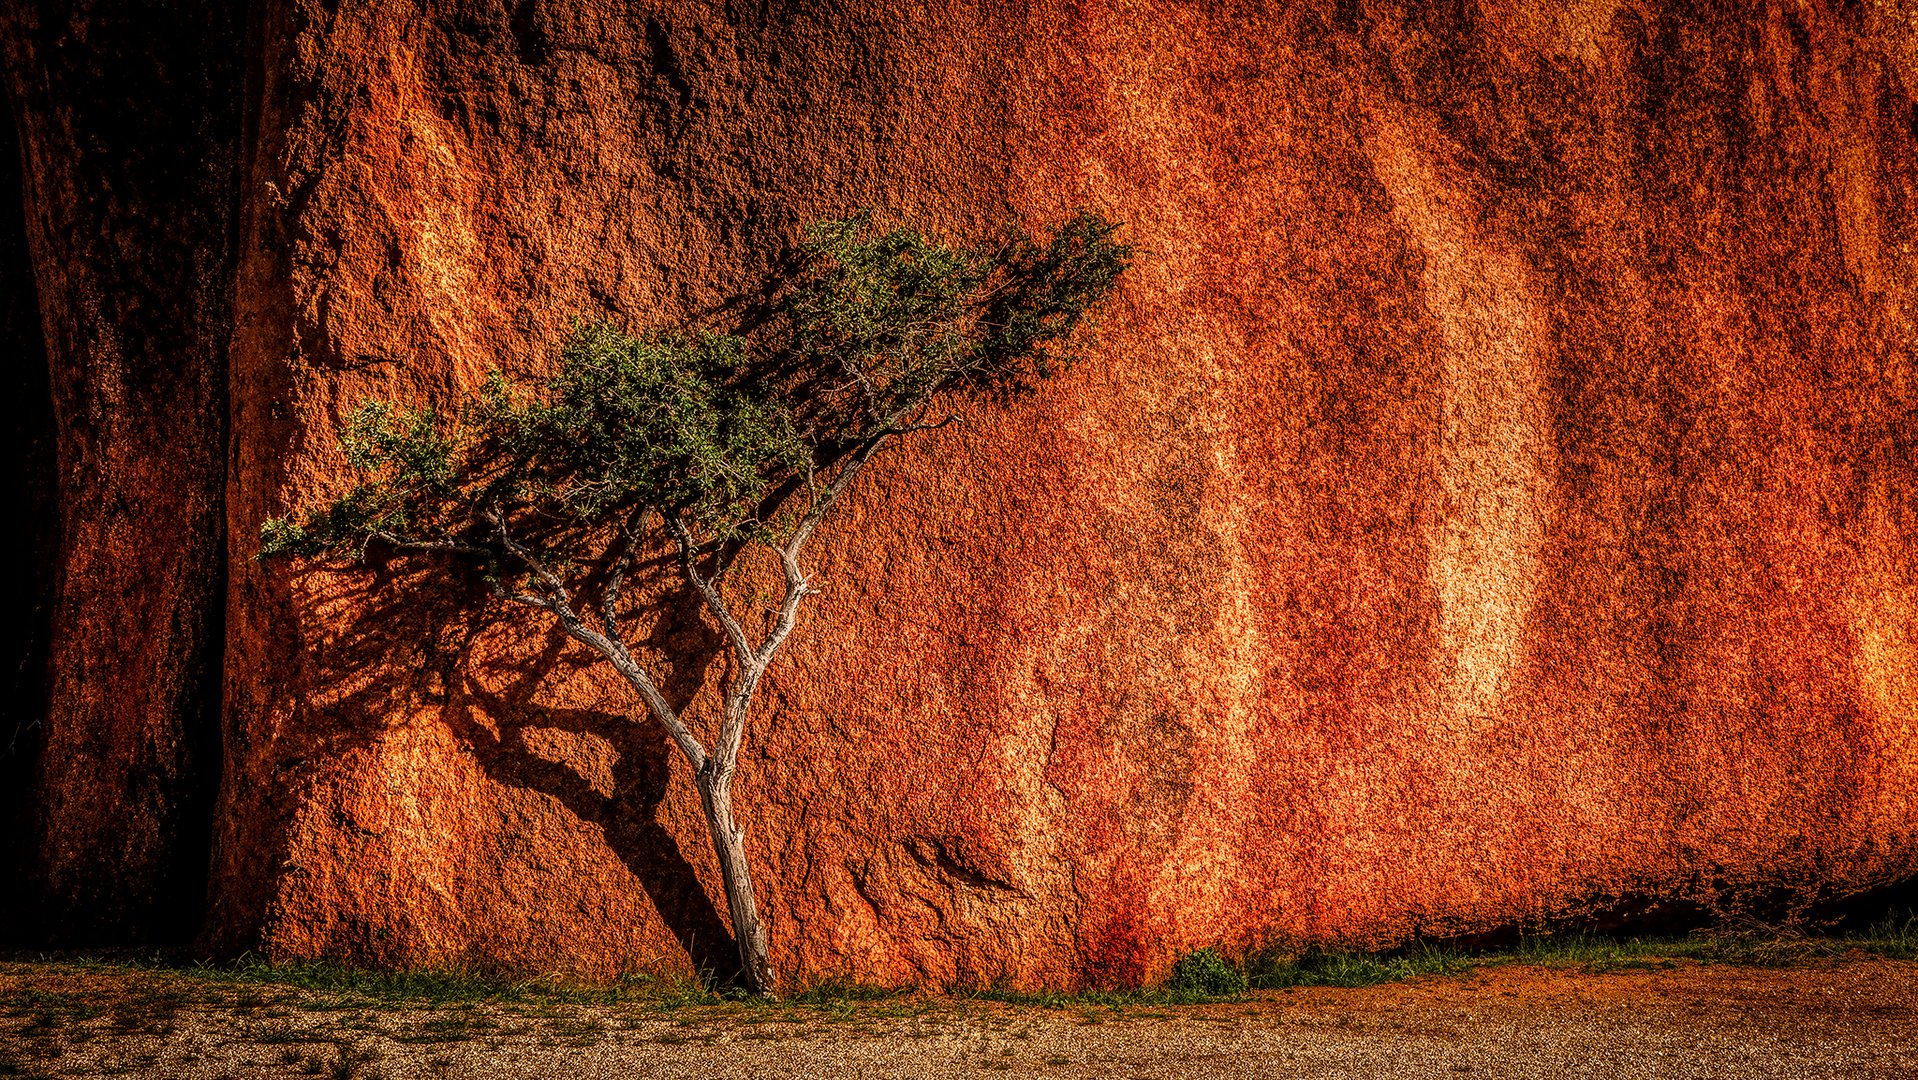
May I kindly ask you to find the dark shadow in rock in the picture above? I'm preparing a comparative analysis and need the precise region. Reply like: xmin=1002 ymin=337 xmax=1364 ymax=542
xmin=0 ymin=88 xmax=57 ymax=947
xmin=1814 ymin=874 xmax=1918 ymax=935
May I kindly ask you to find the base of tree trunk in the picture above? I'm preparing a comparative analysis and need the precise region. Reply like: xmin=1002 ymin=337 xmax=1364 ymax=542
xmin=697 ymin=770 xmax=778 ymax=997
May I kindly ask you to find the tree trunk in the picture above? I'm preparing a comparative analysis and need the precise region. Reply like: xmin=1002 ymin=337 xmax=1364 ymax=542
xmin=696 ymin=766 xmax=777 ymax=996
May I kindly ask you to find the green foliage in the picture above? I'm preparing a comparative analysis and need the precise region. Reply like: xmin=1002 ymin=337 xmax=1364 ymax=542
xmin=976 ymin=210 xmax=1135 ymax=383
xmin=789 ymin=215 xmax=989 ymax=422
xmin=259 ymin=211 xmax=1131 ymax=571
xmin=1165 ymin=948 xmax=1247 ymax=995
xmin=521 ymin=325 xmax=808 ymax=533
xmin=790 ymin=209 xmax=1131 ymax=423
xmin=259 ymin=401 xmax=460 ymax=559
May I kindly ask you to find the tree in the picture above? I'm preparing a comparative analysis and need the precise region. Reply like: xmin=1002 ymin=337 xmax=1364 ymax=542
xmin=259 ymin=211 xmax=1131 ymax=996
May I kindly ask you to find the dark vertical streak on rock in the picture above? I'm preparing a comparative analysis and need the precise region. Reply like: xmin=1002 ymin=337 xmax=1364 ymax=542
xmin=0 ymin=89 xmax=57 ymax=947
xmin=0 ymin=0 xmax=241 ymax=944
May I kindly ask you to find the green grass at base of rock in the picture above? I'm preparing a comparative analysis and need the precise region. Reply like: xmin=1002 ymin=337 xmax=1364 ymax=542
xmin=5 ymin=909 xmax=1914 ymax=1016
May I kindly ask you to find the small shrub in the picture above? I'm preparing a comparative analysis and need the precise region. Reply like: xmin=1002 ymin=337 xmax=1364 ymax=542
xmin=1245 ymin=942 xmax=1469 ymax=989
xmin=1166 ymin=948 xmax=1246 ymax=995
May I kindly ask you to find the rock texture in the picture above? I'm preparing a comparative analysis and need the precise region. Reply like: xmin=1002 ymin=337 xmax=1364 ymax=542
xmin=6 ymin=0 xmax=1918 ymax=984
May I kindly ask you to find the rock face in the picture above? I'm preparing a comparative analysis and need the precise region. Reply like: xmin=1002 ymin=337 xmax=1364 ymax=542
xmin=5 ymin=0 xmax=1918 ymax=984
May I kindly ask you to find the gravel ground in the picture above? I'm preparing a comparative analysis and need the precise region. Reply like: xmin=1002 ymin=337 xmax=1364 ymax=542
xmin=3 ymin=957 xmax=1914 ymax=1078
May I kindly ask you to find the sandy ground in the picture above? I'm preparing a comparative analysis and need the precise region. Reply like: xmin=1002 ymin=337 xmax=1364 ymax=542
xmin=2 ymin=957 xmax=1915 ymax=1078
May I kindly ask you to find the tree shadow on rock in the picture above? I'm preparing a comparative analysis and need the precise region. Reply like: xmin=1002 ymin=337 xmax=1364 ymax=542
xmin=290 ymin=542 xmax=742 ymax=984
xmin=446 ymin=631 xmax=741 ymax=986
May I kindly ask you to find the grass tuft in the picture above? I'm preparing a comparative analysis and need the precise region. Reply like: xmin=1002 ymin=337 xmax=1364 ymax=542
xmin=780 ymin=979 xmax=906 ymax=1006
xmin=959 ymin=983 xmax=1235 ymax=1009
xmin=1854 ymin=910 xmax=1918 ymax=959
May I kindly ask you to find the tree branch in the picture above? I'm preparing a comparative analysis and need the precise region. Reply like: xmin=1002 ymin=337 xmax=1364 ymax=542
xmin=549 ymin=598 xmax=710 ymax=774
xmin=713 ymin=398 xmax=961 ymax=763
xmin=787 ymin=423 xmax=892 ymax=554
xmin=489 ymin=584 xmax=557 ymax=611
xmin=755 ymin=545 xmax=810 ymax=668
xmin=482 ymin=504 xmax=570 ymax=603
xmin=835 ymin=348 xmax=885 ymax=422
xmin=663 ymin=510 xmax=758 ymax=668
xmin=601 ymin=505 xmax=649 ymax=647
xmin=474 ymin=504 xmax=709 ymax=770
xmin=704 ymin=425 xmax=920 ymax=765
xmin=875 ymin=413 xmax=961 ymax=438
xmin=369 ymin=531 xmax=493 ymax=559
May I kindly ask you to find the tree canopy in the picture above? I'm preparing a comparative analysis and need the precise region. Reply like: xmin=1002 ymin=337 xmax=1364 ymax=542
xmin=262 ymin=210 xmax=1130 ymax=570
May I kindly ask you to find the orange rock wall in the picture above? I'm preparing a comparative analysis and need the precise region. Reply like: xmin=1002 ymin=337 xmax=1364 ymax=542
xmin=5 ymin=0 xmax=1917 ymax=983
